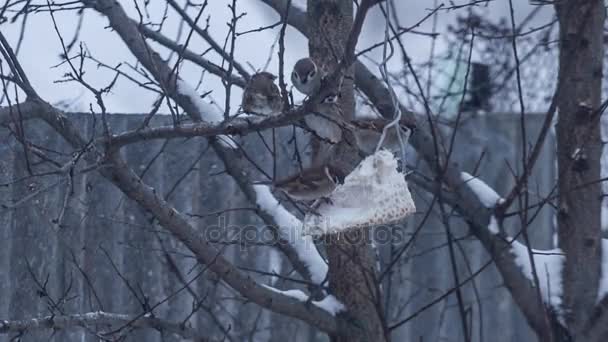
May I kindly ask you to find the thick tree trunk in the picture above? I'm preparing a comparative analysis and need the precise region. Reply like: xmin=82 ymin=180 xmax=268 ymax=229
xmin=554 ymin=0 xmax=604 ymax=340
xmin=307 ymin=1 xmax=387 ymax=341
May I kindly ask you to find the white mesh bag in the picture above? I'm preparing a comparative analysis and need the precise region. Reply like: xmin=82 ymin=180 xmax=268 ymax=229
xmin=303 ymin=150 xmax=416 ymax=236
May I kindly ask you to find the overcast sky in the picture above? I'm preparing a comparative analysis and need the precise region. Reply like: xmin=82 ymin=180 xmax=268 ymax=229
xmin=1 ymin=0 xmax=555 ymax=115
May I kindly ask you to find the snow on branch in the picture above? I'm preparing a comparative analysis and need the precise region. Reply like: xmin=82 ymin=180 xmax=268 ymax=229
xmin=315 ymin=295 xmax=347 ymax=315
xmin=176 ymin=79 xmax=236 ymax=148
xmin=254 ymin=185 xmax=328 ymax=285
xmin=263 ymin=286 xmax=345 ymax=316
xmin=460 ymin=172 xmax=505 ymax=208
xmin=487 ymin=215 xmax=499 ymax=234
xmin=510 ymin=240 xmax=564 ymax=310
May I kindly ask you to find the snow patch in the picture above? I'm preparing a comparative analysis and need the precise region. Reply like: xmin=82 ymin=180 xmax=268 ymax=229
xmin=254 ymin=185 xmax=328 ymax=284
xmin=598 ymin=239 xmax=608 ymax=301
xmin=314 ymin=295 xmax=346 ymax=315
xmin=460 ymin=172 xmax=504 ymax=208
xmin=303 ymin=150 xmax=416 ymax=235
xmin=177 ymin=79 xmax=222 ymax=123
xmin=176 ymin=79 xmax=236 ymax=148
xmin=268 ymin=249 xmax=282 ymax=285
xmin=487 ymin=215 xmax=499 ymax=234
xmin=264 ymin=286 xmax=309 ymax=302
xmin=291 ymin=0 xmax=306 ymax=12
xmin=510 ymin=240 xmax=564 ymax=309
xmin=264 ymin=286 xmax=345 ymax=316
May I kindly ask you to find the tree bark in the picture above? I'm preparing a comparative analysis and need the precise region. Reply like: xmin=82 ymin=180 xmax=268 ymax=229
xmin=555 ymin=0 xmax=604 ymax=340
xmin=307 ymin=1 xmax=387 ymax=341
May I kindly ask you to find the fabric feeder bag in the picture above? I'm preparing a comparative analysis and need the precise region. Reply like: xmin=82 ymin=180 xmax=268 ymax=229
xmin=303 ymin=149 xmax=416 ymax=236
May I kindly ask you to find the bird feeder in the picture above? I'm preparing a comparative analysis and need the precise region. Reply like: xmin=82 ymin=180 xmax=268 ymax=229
xmin=303 ymin=150 xmax=416 ymax=236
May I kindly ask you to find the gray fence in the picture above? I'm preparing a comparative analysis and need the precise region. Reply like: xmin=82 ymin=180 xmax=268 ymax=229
xmin=0 ymin=113 xmax=557 ymax=341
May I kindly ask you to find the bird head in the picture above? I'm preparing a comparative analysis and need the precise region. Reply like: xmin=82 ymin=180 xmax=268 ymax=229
xmin=292 ymin=58 xmax=318 ymax=87
xmin=252 ymin=71 xmax=277 ymax=82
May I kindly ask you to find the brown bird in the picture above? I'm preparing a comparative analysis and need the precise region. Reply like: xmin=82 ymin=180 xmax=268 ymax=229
xmin=291 ymin=59 xmax=344 ymax=143
xmin=265 ymin=165 xmax=347 ymax=202
xmin=242 ymin=72 xmax=282 ymax=116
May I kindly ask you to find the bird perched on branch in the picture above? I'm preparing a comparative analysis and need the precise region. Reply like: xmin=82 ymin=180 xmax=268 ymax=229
xmin=305 ymin=97 xmax=344 ymax=144
xmin=291 ymin=57 xmax=343 ymax=101
xmin=242 ymin=72 xmax=282 ymax=116
xmin=292 ymin=58 xmax=343 ymax=144
xmin=291 ymin=57 xmax=322 ymax=96
xmin=262 ymin=164 xmax=347 ymax=202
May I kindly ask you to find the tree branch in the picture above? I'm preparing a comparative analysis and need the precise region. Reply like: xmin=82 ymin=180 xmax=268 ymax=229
xmin=0 ymin=311 xmax=209 ymax=341
xmin=1 ymin=2 xmax=340 ymax=328
xmin=0 ymin=96 xmax=340 ymax=333
xmin=137 ymin=21 xmax=247 ymax=88
xmin=82 ymin=0 xmax=332 ymax=289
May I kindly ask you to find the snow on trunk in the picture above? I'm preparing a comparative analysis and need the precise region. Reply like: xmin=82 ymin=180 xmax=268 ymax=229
xmin=253 ymin=185 xmax=328 ymax=284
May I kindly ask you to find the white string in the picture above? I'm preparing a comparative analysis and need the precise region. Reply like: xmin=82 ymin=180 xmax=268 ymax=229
xmin=374 ymin=0 xmax=409 ymax=169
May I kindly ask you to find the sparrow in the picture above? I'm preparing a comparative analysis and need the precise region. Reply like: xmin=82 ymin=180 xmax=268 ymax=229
xmin=291 ymin=57 xmax=322 ymax=95
xmin=265 ymin=164 xmax=347 ymax=202
xmin=242 ymin=72 xmax=282 ymax=116
xmin=292 ymin=58 xmax=345 ymax=144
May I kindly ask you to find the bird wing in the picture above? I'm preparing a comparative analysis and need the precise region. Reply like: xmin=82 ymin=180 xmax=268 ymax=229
xmin=274 ymin=167 xmax=325 ymax=188
xmin=264 ymin=82 xmax=281 ymax=100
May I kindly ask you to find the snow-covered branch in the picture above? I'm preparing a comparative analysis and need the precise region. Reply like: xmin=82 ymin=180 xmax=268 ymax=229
xmin=175 ymin=80 xmax=236 ymax=148
xmin=460 ymin=172 xmax=505 ymax=208
xmin=175 ymin=80 xmax=224 ymax=124
xmin=106 ymin=155 xmax=339 ymax=333
xmin=263 ymin=286 xmax=345 ymax=316
xmin=254 ymin=185 xmax=328 ymax=285
xmin=510 ymin=240 xmax=564 ymax=310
